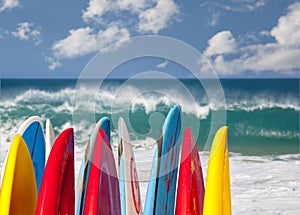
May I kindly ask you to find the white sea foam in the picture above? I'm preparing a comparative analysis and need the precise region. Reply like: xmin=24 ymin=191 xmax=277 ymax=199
xmin=1 ymin=86 xmax=299 ymax=122
xmin=233 ymin=124 xmax=300 ymax=139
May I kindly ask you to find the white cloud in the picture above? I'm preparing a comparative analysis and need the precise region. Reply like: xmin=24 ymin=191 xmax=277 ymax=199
xmin=0 ymin=0 xmax=19 ymax=12
xmin=156 ymin=60 xmax=168 ymax=68
xmin=202 ymin=45 xmax=300 ymax=75
xmin=201 ymin=3 xmax=300 ymax=76
xmin=82 ymin=0 xmax=110 ymax=22
xmin=52 ymin=24 xmax=130 ymax=59
xmin=49 ymin=0 xmax=181 ymax=70
xmin=45 ymin=57 xmax=61 ymax=71
xmin=220 ymin=0 xmax=267 ymax=12
xmin=115 ymin=0 xmax=146 ymax=12
xmin=202 ymin=0 xmax=268 ymax=27
xmin=243 ymin=44 xmax=300 ymax=72
xmin=82 ymin=0 xmax=146 ymax=22
xmin=204 ymin=31 xmax=237 ymax=57
xmin=270 ymin=2 xmax=300 ymax=46
xmin=82 ymin=0 xmax=180 ymax=33
xmin=138 ymin=0 xmax=179 ymax=34
xmin=11 ymin=22 xmax=42 ymax=45
xmin=208 ymin=12 xmax=220 ymax=26
xmin=48 ymin=23 xmax=130 ymax=70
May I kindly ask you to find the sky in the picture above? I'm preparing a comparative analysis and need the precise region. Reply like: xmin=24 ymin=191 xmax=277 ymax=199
xmin=0 ymin=0 xmax=300 ymax=78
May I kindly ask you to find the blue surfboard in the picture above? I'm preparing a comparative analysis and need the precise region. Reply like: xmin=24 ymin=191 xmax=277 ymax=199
xmin=144 ymin=105 xmax=181 ymax=215
xmin=17 ymin=116 xmax=45 ymax=193
xmin=75 ymin=117 xmax=110 ymax=215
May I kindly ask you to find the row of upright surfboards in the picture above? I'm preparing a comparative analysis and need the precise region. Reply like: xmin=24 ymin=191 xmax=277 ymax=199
xmin=0 ymin=104 xmax=231 ymax=215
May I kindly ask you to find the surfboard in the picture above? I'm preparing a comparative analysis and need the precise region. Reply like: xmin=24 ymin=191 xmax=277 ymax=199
xmin=17 ymin=116 xmax=45 ymax=192
xmin=75 ymin=117 xmax=111 ymax=215
xmin=203 ymin=126 xmax=231 ymax=215
xmin=83 ymin=129 xmax=121 ymax=215
xmin=144 ymin=104 xmax=181 ymax=215
xmin=0 ymin=134 xmax=37 ymax=215
xmin=175 ymin=127 xmax=205 ymax=215
xmin=45 ymin=119 xmax=55 ymax=162
xmin=76 ymin=141 xmax=90 ymax=214
xmin=35 ymin=128 xmax=74 ymax=215
xmin=118 ymin=117 xmax=142 ymax=215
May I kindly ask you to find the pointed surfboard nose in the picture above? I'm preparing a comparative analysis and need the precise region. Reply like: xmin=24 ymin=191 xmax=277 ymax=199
xmin=0 ymin=134 xmax=38 ymax=215
xmin=36 ymin=128 xmax=74 ymax=215
xmin=203 ymin=126 xmax=231 ymax=215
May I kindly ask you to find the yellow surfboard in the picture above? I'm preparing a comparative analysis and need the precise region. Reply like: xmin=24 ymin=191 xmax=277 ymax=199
xmin=0 ymin=134 xmax=37 ymax=215
xmin=203 ymin=126 xmax=231 ymax=215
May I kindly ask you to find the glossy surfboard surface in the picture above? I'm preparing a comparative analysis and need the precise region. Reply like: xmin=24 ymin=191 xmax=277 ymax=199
xmin=203 ymin=126 xmax=231 ymax=215
xmin=175 ymin=127 xmax=205 ymax=215
xmin=17 ymin=116 xmax=45 ymax=192
xmin=76 ymin=117 xmax=110 ymax=215
xmin=118 ymin=117 xmax=142 ymax=215
xmin=35 ymin=128 xmax=74 ymax=215
xmin=144 ymin=104 xmax=181 ymax=215
xmin=83 ymin=129 xmax=121 ymax=215
xmin=0 ymin=134 xmax=37 ymax=215
xmin=45 ymin=119 xmax=55 ymax=162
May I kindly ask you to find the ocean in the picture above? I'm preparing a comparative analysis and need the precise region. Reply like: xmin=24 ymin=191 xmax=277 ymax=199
xmin=0 ymin=78 xmax=299 ymax=214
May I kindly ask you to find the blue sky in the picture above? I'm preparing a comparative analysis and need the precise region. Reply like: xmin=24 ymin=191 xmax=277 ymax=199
xmin=0 ymin=0 xmax=299 ymax=78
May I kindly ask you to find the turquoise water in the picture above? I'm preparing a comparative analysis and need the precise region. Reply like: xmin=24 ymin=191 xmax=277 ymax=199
xmin=0 ymin=78 xmax=299 ymax=155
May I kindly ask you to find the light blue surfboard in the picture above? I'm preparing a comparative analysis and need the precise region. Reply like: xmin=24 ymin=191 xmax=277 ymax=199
xmin=75 ymin=117 xmax=110 ymax=215
xmin=144 ymin=105 xmax=181 ymax=215
xmin=17 ymin=116 xmax=45 ymax=193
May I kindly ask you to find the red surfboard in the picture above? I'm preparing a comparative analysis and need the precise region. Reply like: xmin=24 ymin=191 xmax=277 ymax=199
xmin=35 ymin=128 xmax=74 ymax=215
xmin=175 ymin=128 xmax=205 ymax=215
xmin=83 ymin=129 xmax=121 ymax=215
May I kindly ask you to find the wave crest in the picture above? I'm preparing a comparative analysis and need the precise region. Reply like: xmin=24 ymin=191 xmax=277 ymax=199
xmin=0 ymin=86 xmax=299 ymax=120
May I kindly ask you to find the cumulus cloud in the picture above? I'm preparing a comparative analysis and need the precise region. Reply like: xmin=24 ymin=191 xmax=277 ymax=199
xmin=82 ymin=0 xmax=179 ymax=34
xmin=270 ymin=2 xmax=300 ymax=46
xmin=48 ymin=0 xmax=181 ymax=70
xmin=201 ymin=2 xmax=300 ymax=76
xmin=0 ymin=0 xmax=19 ymax=12
xmin=244 ymin=45 xmax=300 ymax=72
xmin=82 ymin=0 xmax=110 ymax=22
xmin=11 ymin=22 xmax=42 ymax=45
xmin=138 ymin=0 xmax=179 ymax=34
xmin=82 ymin=0 xmax=146 ymax=22
xmin=48 ymin=24 xmax=130 ymax=70
xmin=52 ymin=25 xmax=130 ymax=59
xmin=204 ymin=31 xmax=237 ymax=57
xmin=115 ymin=0 xmax=146 ymax=13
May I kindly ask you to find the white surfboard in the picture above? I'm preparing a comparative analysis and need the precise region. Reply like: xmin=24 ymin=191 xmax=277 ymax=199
xmin=45 ymin=119 xmax=55 ymax=162
xmin=118 ymin=118 xmax=142 ymax=215
xmin=17 ymin=116 xmax=44 ymax=135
